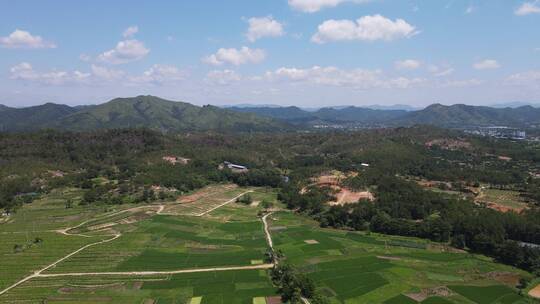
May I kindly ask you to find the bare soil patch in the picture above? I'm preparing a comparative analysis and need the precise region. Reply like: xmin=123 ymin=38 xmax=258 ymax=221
xmin=304 ymin=240 xmax=319 ymax=244
xmin=406 ymin=286 xmax=452 ymax=302
xmin=304 ymin=171 xmax=374 ymax=205
xmin=266 ymin=296 xmax=283 ymax=304
xmin=485 ymin=271 xmax=521 ymax=286
xmin=179 ymin=185 xmax=237 ymax=204
xmin=529 ymin=284 xmax=540 ymax=299
xmin=329 ymin=189 xmax=374 ymax=205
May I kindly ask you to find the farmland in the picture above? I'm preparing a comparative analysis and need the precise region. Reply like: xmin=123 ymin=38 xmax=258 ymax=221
xmin=268 ymin=211 xmax=534 ymax=303
xmin=1 ymin=181 xmax=539 ymax=303
xmin=0 ymin=185 xmax=279 ymax=303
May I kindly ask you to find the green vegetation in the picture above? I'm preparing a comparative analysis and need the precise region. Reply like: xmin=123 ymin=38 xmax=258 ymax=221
xmin=0 ymin=270 xmax=277 ymax=303
xmin=0 ymin=95 xmax=289 ymax=133
xmin=1 ymin=125 xmax=540 ymax=303
xmin=268 ymin=211 xmax=533 ymax=303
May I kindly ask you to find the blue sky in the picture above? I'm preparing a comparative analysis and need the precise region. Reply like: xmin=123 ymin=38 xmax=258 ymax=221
xmin=1 ymin=0 xmax=539 ymax=107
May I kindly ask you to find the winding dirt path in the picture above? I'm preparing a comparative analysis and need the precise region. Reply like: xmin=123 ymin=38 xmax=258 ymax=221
xmin=262 ymin=212 xmax=274 ymax=251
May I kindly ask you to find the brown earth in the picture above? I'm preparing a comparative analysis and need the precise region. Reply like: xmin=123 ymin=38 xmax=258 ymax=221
xmin=179 ymin=185 xmax=237 ymax=204
xmin=529 ymin=284 xmax=540 ymax=299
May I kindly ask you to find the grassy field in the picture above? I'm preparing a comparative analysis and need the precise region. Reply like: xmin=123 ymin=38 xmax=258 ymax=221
xmin=478 ymin=188 xmax=529 ymax=211
xmin=269 ymin=211 xmax=534 ymax=304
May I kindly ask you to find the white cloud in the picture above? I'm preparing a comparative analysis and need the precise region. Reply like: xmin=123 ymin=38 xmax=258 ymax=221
xmin=98 ymin=39 xmax=150 ymax=64
xmin=203 ymin=46 xmax=266 ymax=66
xmin=428 ymin=64 xmax=455 ymax=77
xmin=129 ymin=64 xmax=186 ymax=84
xmin=90 ymin=65 xmax=125 ymax=81
xmin=312 ymin=15 xmax=417 ymax=43
xmin=265 ymin=66 xmax=424 ymax=89
xmin=123 ymin=26 xmax=139 ymax=38
xmin=206 ymin=70 xmax=242 ymax=85
xmin=473 ymin=59 xmax=500 ymax=70
xmin=10 ymin=62 xmax=187 ymax=87
xmin=10 ymin=62 xmax=90 ymax=85
xmin=288 ymin=0 xmax=370 ymax=13
xmin=0 ymin=29 xmax=56 ymax=49
xmin=507 ymin=70 xmax=540 ymax=87
xmin=441 ymin=79 xmax=484 ymax=87
xmin=395 ymin=59 xmax=421 ymax=70
xmin=515 ymin=1 xmax=540 ymax=15
xmin=465 ymin=5 xmax=475 ymax=14
xmin=245 ymin=16 xmax=284 ymax=42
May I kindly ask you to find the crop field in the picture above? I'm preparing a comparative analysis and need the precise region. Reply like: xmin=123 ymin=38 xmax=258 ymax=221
xmin=163 ymin=184 xmax=253 ymax=216
xmin=45 ymin=199 xmax=269 ymax=273
xmin=1 ymin=183 xmax=537 ymax=303
xmin=0 ymin=231 xmax=105 ymax=291
xmin=0 ymin=270 xmax=277 ymax=303
xmin=268 ymin=211 xmax=534 ymax=304
xmin=0 ymin=185 xmax=277 ymax=303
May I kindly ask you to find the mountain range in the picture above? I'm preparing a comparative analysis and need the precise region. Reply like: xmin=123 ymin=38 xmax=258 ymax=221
xmin=1 ymin=96 xmax=539 ymax=132
xmin=0 ymin=96 xmax=289 ymax=132
xmin=228 ymin=103 xmax=540 ymax=128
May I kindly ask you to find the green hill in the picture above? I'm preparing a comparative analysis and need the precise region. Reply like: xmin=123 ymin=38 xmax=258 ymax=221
xmin=394 ymin=103 xmax=540 ymax=128
xmin=50 ymin=95 xmax=289 ymax=132
xmin=0 ymin=103 xmax=78 ymax=132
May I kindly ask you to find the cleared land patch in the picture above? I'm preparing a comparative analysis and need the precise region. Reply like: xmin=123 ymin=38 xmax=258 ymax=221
xmin=163 ymin=184 xmax=253 ymax=216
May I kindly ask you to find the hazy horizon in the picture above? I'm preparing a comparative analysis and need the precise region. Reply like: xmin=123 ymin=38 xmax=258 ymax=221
xmin=1 ymin=1 xmax=540 ymax=108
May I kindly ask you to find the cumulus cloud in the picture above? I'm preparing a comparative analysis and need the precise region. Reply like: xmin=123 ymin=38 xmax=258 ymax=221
xmin=10 ymin=62 xmax=185 ymax=86
xmin=206 ymin=70 xmax=242 ymax=85
xmin=288 ymin=0 xmax=370 ymax=13
xmin=312 ymin=15 xmax=417 ymax=43
xmin=129 ymin=64 xmax=186 ymax=84
xmin=10 ymin=62 xmax=90 ymax=85
xmin=0 ymin=29 xmax=56 ymax=49
xmin=395 ymin=59 xmax=421 ymax=70
xmin=473 ymin=59 xmax=500 ymax=70
xmin=203 ymin=46 xmax=266 ymax=66
xmin=98 ymin=39 xmax=150 ymax=64
xmin=123 ymin=26 xmax=139 ymax=38
xmin=265 ymin=66 xmax=424 ymax=89
xmin=245 ymin=16 xmax=284 ymax=42
xmin=90 ymin=65 xmax=126 ymax=81
xmin=515 ymin=1 xmax=540 ymax=15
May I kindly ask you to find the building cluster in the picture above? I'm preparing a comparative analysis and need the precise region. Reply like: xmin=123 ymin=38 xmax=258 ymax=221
xmin=465 ymin=127 xmax=526 ymax=140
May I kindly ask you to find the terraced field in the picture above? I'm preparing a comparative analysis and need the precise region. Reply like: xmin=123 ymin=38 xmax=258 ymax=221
xmin=0 ymin=270 xmax=277 ymax=303
xmin=1 ymin=184 xmax=537 ymax=303
xmin=0 ymin=186 xmax=279 ymax=303
xmin=268 ymin=211 xmax=534 ymax=304
xmin=163 ymin=184 xmax=254 ymax=216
